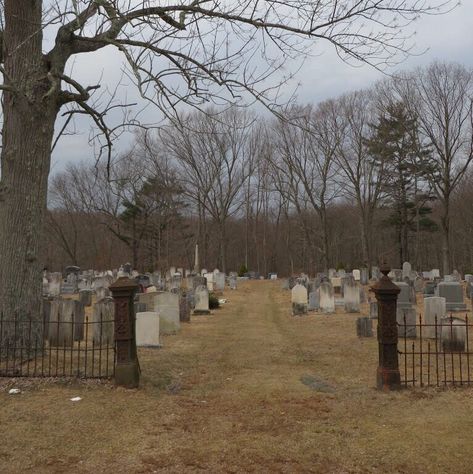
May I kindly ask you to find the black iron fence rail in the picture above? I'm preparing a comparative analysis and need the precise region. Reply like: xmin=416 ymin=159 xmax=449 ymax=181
xmin=398 ymin=313 xmax=473 ymax=387
xmin=0 ymin=311 xmax=115 ymax=379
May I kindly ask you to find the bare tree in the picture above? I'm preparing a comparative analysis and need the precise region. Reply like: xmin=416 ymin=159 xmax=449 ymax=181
xmin=0 ymin=0 xmax=455 ymax=339
xmin=395 ymin=62 xmax=473 ymax=275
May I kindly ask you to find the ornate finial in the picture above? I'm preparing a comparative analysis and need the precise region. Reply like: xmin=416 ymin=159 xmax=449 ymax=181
xmin=380 ymin=261 xmax=390 ymax=277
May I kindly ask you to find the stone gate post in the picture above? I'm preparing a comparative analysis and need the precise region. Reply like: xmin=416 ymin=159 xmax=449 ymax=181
xmin=110 ymin=277 xmax=140 ymax=388
xmin=370 ymin=263 xmax=401 ymax=391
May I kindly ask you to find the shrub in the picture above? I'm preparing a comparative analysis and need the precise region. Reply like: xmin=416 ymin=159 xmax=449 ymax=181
xmin=238 ymin=264 xmax=248 ymax=277
xmin=209 ymin=293 xmax=220 ymax=309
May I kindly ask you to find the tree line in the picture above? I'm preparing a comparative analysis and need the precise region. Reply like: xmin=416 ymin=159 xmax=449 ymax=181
xmin=46 ymin=62 xmax=473 ymax=277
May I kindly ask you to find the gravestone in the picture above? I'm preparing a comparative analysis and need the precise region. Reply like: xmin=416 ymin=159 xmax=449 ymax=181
xmin=194 ymin=285 xmax=210 ymax=315
xmin=79 ymin=289 xmax=93 ymax=307
xmin=395 ymin=282 xmax=413 ymax=310
xmin=328 ymin=268 xmax=336 ymax=279
xmin=431 ymin=269 xmax=440 ymax=279
xmin=424 ymin=281 xmax=437 ymax=296
xmin=396 ymin=307 xmax=416 ymax=338
xmin=48 ymin=273 xmax=62 ymax=297
xmin=452 ymin=270 xmax=461 ymax=282
xmin=414 ymin=277 xmax=424 ymax=293
xmin=344 ymin=279 xmax=360 ymax=313
xmin=371 ymin=266 xmax=380 ymax=280
xmin=308 ymin=291 xmax=319 ymax=311
xmin=92 ymin=298 xmax=114 ymax=345
xmin=356 ymin=317 xmax=373 ymax=337
xmin=214 ymin=272 xmax=226 ymax=291
xmin=330 ymin=277 xmax=342 ymax=295
xmin=437 ymin=282 xmax=467 ymax=312
xmin=229 ymin=275 xmax=237 ymax=290
xmin=440 ymin=317 xmax=466 ymax=352
xmin=179 ymin=292 xmax=191 ymax=322
xmin=352 ymin=269 xmax=361 ymax=281
xmin=423 ymin=296 xmax=446 ymax=339
xmin=402 ymin=262 xmax=412 ymax=281
xmin=48 ymin=299 xmax=84 ymax=346
xmin=155 ymin=292 xmax=180 ymax=334
xmin=205 ymin=273 xmax=215 ymax=291
xmin=136 ymin=312 xmax=160 ymax=347
xmin=291 ymin=284 xmax=308 ymax=316
xmin=96 ymin=286 xmax=110 ymax=302
xmin=319 ymin=282 xmax=335 ymax=314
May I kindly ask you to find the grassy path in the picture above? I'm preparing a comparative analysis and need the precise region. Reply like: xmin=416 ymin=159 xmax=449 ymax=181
xmin=1 ymin=281 xmax=473 ymax=473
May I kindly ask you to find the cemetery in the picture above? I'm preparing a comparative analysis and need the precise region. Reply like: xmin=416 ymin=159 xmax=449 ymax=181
xmin=1 ymin=1 xmax=472 ymax=472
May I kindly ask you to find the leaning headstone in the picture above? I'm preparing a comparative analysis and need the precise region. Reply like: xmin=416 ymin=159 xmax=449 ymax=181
xmin=344 ymin=279 xmax=360 ymax=313
xmin=437 ymin=282 xmax=467 ymax=312
xmin=193 ymin=285 xmax=210 ymax=315
xmin=356 ymin=317 xmax=373 ymax=337
xmin=423 ymin=296 xmax=446 ymax=339
xmin=319 ymin=282 xmax=335 ymax=314
xmin=291 ymin=284 xmax=308 ymax=316
xmin=155 ymin=292 xmax=180 ymax=334
xmin=396 ymin=307 xmax=417 ymax=338
xmin=440 ymin=317 xmax=466 ymax=352
xmin=136 ymin=312 xmax=160 ymax=347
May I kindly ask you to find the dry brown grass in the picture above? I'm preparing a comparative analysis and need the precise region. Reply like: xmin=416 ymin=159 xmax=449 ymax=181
xmin=1 ymin=280 xmax=473 ymax=473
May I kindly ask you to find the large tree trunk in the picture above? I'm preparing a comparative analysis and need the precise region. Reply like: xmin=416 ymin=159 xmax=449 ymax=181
xmin=0 ymin=1 xmax=59 ymax=348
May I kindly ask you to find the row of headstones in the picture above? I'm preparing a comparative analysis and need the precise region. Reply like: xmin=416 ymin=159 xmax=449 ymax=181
xmin=291 ymin=278 xmax=366 ymax=315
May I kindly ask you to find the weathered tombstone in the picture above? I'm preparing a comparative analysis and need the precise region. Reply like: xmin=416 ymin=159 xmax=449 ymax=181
xmin=402 ymin=262 xmax=412 ymax=281
xmin=48 ymin=272 xmax=62 ymax=297
xmin=193 ymin=285 xmax=210 ymax=315
xmin=179 ymin=292 xmax=191 ymax=322
xmin=319 ymin=282 xmax=335 ymax=314
xmin=330 ymin=277 xmax=342 ymax=295
xmin=229 ymin=275 xmax=237 ymax=290
xmin=396 ymin=307 xmax=416 ymax=338
xmin=92 ymin=298 xmax=115 ymax=345
xmin=440 ymin=317 xmax=466 ymax=352
xmin=281 ymin=279 xmax=289 ymax=290
xmin=344 ymin=279 xmax=360 ymax=313
xmin=328 ymin=268 xmax=336 ymax=279
xmin=79 ymin=289 xmax=93 ymax=307
xmin=359 ymin=287 xmax=367 ymax=304
xmin=308 ymin=291 xmax=319 ymax=311
xmin=48 ymin=299 xmax=84 ymax=346
xmin=352 ymin=269 xmax=361 ymax=281
xmin=395 ymin=282 xmax=413 ymax=310
xmin=136 ymin=312 xmax=161 ymax=347
xmin=205 ymin=272 xmax=215 ymax=291
xmin=464 ymin=274 xmax=473 ymax=284
xmin=356 ymin=317 xmax=373 ymax=337
xmin=423 ymin=296 xmax=446 ymax=339
xmin=291 ymin=283 xmax=308 ymax=316
xmin=95 ymin=286 xmax=110 ymax=302
xmin=155 ymin=292 xmax=180 ymax=334
xmin=371 ymin=266 xmax=380 ymax=280
xmin=214 ymin=272 xmax=225 ymax=291
xmin=437 ymin=282 xmax=467 ymax=312
xmin=431 ymin=269 xmax=440 ymax=279
xmin=423 ymin=281 xmax=437 ymax=296
xmin=452 ymin=270 xmax=461 ymax=282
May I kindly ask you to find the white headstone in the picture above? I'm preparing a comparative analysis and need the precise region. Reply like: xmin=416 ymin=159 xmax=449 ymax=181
xmin=136 ymin=312 xmax=160 ymax=347
xmin=319 ymin=282 xmax=335 ymax=313
xmin=423 ymin=297 xmax=446 ymax=339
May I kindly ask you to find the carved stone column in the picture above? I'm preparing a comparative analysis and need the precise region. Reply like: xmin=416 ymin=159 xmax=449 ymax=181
xmin=370 ymin=263 xmax=401 ymax=390
xmin=110 ymin=277 xmax=140 ymax=388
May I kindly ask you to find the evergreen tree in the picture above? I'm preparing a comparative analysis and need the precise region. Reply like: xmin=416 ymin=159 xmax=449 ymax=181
xmin=365 ymin=102 xmax=436 ymax=265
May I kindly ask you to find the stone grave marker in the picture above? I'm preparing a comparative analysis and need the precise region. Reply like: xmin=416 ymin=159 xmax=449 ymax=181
xmin=423 ymin=296 xmax=446 ymax=339
xmin=136 ymin=312 xmax=161 ymax=347
xmin=194 ymin=285 xmax=210 ymax=315
xmin=356 ymin=317 xmax=373 ymax=337
xmin=437 ymin=282 xmax=467 ymax=312
xmin=291 ymin=284 xmax=308 ymax=316
xmin=344 ymin=279 xmax=360 ymax=313
xmin=319 ymin=282 xmax=335 ymax=313
xmin=155 ymin=292 xmax=180 ymax=334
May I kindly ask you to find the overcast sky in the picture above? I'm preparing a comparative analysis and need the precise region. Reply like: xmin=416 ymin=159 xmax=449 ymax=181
xmin=50 ymin=2 xmax=473 ymax=175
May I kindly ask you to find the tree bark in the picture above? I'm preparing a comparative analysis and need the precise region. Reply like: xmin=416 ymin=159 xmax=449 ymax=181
xmin=0 ymin=1 xmax=60 ymax=348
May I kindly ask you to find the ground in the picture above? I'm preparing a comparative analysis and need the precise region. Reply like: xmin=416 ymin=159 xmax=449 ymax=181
xmin=1 ymin=280 xmax=473 ymax=473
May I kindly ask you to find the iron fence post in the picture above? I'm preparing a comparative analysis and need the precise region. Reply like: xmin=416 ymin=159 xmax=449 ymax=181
xmin=371 ymin=262 xmax=401 ymax=391
xmin=110 ymin=277 xmax=140 ymax=388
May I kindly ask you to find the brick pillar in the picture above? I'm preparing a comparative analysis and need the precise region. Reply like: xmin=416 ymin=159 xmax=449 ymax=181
xmin=370 ymin=263 xmax=401 ymax=391
xmin=110 ymin=277 xmax=140 ymax=388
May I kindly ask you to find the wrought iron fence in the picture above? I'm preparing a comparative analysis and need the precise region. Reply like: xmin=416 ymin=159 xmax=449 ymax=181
xmin=398 ymin=313 xmax=473 ymax=387
xmin=0 ymin=309 xmax=115 ymax=379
